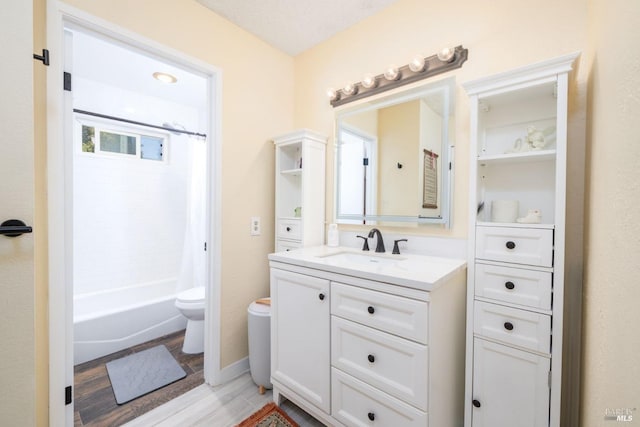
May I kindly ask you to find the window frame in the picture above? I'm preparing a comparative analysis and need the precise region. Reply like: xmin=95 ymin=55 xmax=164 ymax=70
xmin=75 ymin=115 xmax=169 ymax=164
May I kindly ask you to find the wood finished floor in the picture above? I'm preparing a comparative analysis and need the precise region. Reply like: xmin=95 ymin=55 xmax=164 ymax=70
xmin=74 ymin=330 xmax=325 ymax=427
xmin=74 ymin=330 xmax=205 ymax=426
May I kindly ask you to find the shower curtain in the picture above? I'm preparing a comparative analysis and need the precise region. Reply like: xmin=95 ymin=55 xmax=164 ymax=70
xmin=177 ymin=137 xmax=207 ymax=292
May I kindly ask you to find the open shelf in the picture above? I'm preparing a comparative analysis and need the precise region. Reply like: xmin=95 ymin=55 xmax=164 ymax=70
xmin=478 ymin=149 xmax=556 ymax=165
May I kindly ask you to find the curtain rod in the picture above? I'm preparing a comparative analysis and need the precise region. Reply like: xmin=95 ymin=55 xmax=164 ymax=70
xmin=73 ymin=109 xmax=207 ymax=139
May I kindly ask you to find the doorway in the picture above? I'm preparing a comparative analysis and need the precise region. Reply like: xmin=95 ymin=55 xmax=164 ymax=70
xmin=48 ymin=6 xmax=222 ymax=425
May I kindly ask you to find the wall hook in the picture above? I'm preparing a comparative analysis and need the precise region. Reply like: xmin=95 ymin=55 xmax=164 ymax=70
xmin=397 ymin=162 xmax=403 ymax=169
xmin=33 ymin=49 xmax=50 ymax=66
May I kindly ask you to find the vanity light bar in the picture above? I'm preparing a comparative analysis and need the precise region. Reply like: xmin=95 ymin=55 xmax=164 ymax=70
xmin=329 ymin=45 xmax=468 ymax=107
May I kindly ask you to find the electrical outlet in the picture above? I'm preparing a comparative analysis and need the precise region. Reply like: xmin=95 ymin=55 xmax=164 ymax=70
xmin=250 ymin=216 xmax=261 ymax=236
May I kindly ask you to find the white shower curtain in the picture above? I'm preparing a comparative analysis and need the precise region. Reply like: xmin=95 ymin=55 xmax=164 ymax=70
xmin=177 ymin=137 xmax=207 ymax=292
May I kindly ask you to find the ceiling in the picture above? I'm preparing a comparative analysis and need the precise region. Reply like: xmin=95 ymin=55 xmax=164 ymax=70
xmin=197 ymin=0 xmax=401 ymax=56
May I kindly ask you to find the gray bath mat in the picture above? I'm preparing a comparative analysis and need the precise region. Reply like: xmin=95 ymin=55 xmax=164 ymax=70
xmin=106 ymin=344 xmax=186 ymax=404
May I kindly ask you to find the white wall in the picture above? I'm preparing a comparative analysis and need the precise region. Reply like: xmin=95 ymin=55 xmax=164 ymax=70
xmin=73 ymin=77 xmax=199 ymax=295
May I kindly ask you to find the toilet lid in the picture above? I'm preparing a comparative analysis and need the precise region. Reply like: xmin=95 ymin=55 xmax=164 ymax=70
xmin=177 ymin=286 xmax=205 ymax=302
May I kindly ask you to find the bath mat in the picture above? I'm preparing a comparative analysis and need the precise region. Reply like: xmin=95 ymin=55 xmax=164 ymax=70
xmin=106 ymin=344 xmax=186 ymax=404
xmin=236 ymin=402 xmax=299 ymax=427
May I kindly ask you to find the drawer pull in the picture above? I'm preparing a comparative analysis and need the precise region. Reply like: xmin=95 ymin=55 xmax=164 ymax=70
xmin=504 ymin=321 xmax=514 ymax=331
xmin=286 ymin=226 xmax=291 ymax=232
xmin=505 ymin=281 xmax=515 ymax=290
xmin=318 ymin=293 xmax=325 ymax=301
xmin=367 ymin=306 xmax=375 ymax=314
xmin=505 ymin=241 xmax=516 ymax=249
xmin=367 ymin=354 xmax=375 ymax=363
xmin=368 ymin=412 xmax=376 ymax=421
xmin=472 ymin=399 xmax=481 ymax=408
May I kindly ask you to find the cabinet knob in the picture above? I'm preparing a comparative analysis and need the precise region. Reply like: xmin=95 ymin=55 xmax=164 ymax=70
xmin=286 ymin=226 xmax=291 ymax=232
xmin=368 ymin=412 xmax=375 ymax=421
xmin=505 ymin=281 xmax=515 ymax=290
xmin=367 ymin=306 xmax=375 ymax=314
xmin=504 ymin=321 xmax=514 ymax=331
xmin=505 ymin=241 xmax=516 ymax=250
xmin=472 ymin=399 xmax=481 ymax=408
xmin=367 ymin=354 xmax=375 ymax=363
xmin=318 ymin=293 xmax=325 ymax=301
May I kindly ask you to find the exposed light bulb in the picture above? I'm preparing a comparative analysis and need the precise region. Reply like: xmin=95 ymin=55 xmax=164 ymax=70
xmin=152 ymin=71 xmax=177 ymax=84
xmin=362 ymin=73 xmax=377 ymax=89
xmin=327 ymin=87 xmax=339 ymax=101
xmin=437 ymin=47 xmax=456 ymax=63
xmin=409 ymin=55 xmax=426 ymax=72
xmin=343 ymin=82 xmax=358 ymax=96
xmin=384 ymin=65 xmax=400 ymax=81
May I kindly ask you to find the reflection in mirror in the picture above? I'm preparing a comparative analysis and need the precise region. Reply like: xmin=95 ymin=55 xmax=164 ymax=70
xmin=335 ymin=77 xmax=454 ymax=226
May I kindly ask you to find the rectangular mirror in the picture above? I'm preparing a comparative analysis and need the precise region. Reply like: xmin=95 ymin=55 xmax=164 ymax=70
xmin=335 ymin=77 xmax=455 ymax=226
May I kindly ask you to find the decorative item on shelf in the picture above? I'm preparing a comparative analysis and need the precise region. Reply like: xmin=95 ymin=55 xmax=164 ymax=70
xmin=517 ymin=209 xmax=542 ymax=224
xmin=491 ymin=200 xmax=519 ymax=223
xmin=505 ymin=125 xmax=557 ymax=153
xmin=328 ymin=45 xmax=468 ymax=107
xmin=294 ymin=206 xmax=301 ymax=217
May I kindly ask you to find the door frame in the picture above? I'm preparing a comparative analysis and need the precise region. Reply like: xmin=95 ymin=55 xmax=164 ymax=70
xmin=46 ymin=3 xmax=223 ymax=424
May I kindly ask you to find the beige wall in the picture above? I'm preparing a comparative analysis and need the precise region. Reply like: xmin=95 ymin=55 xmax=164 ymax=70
xmin=51 ymin=0 xmax=294 ymax=372
xmin=294 ymin=0 xmax=589 ymax=238
xmin=29 ymin=0 xmax=640 ymax=425
xmin=582 ymin=0 xmax=640 ymax=425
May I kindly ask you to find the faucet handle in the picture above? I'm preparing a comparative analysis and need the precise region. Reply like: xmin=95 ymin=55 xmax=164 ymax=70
xmin=392 ymin=239 xmax=408 ymax=255
xmin=356 ymin=235 xmax=370 ymax=251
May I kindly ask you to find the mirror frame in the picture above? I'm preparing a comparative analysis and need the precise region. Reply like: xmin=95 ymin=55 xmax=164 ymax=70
xmin=333 ymin=77 xmax=455 ymax=227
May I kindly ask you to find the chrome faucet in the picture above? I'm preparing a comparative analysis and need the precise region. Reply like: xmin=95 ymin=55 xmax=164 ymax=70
xmin=367 ymin=228 xmax=385 ymax=253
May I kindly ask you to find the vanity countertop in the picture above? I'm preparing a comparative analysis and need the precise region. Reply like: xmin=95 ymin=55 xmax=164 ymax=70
xmin=268 ymin=245 xmax=466 ymax=292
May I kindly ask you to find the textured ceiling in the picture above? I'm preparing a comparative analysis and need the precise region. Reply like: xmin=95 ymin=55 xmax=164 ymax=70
xmin=197 ymin=0 xmax=400 ymax=56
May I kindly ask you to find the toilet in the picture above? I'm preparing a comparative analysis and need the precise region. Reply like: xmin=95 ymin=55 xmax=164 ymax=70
xmin=175 ymin=286 xmax=205 ymax=354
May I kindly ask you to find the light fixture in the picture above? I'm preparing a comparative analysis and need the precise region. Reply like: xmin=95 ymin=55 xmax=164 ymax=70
xmin=328 ymin=45 xmax=468 ymax=107
xmin=384 ymin=65 xmax=401 ymax=81
xmin=362 ymin=73 xmax=377 ymax=89
xmin=153 ymin=71 xmax=177 ymax=84
xmin=343 ymin=82 xmax=358 ymax=96
xmin=409 ymin=54 xmax=426 ymax=73
xmin=326 ymin=87 xmax=340 ymax=101
xmin=436 ymin=46 xmax=456 ymax=63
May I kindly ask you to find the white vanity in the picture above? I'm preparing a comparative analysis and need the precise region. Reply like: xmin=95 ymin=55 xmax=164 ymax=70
xmin=269 ymin=246 xmax=467 ymax=427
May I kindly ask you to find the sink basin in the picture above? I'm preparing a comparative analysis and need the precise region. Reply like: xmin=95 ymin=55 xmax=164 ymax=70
xmin=318 ymin=251 xmax=406 ymax=267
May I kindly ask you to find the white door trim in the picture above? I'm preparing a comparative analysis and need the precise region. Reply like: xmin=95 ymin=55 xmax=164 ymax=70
xmin=46 ymin=3 xmax=223 ymax=425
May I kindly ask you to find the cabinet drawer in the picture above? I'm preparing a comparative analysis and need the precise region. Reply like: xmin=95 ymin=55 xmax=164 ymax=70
xmin=475 ymin=263 xmax=552 ymax=310
xmin=331 ymin=282 xmax=428 ymax=344
xmin=331 ymin=317 xmax=428 ymax=410
xmin=277 ymin=218 xmax=302 ymax=240
xmin=332 ymin=368 xmax=428 ymax=427
xmin=473 ymin=301 xmax=550 ymax=354
xmin=476 ymin=226 xmax=553 ymax=267
xmin=275 ymin=239 xmax=301 ymax=252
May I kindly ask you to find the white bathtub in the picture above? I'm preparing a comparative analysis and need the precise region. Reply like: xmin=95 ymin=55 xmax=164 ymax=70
xmin=74 ymin=280 xmax=187 ymax=365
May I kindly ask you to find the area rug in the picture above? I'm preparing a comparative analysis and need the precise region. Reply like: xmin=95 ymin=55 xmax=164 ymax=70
xmin=106 ymin=344 xmax=186 ymax=404
xmin=236 ymin=402 xmax=299 ymax=427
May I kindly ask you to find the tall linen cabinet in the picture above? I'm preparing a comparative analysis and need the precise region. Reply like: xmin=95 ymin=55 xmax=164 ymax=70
xmin=462 ymin=53 xmax=582 ymax=427
xmin=273 ymin=129 xmax=327 ymax=251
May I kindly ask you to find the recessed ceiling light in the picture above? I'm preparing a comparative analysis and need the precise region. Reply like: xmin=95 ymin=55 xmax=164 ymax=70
xmin=153 ymin=72 xmax=177 ymax=84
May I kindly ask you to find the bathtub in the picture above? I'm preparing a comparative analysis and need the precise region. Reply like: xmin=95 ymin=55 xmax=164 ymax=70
xmin=74 ymin=280 xmax=188 ymax=365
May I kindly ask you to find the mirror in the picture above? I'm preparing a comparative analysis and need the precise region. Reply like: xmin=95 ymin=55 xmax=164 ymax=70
xmin=335 ymin=77 xmax=454 ymax=226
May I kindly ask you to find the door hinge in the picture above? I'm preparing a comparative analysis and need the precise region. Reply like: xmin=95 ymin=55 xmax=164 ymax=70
xmin=64 ymin=72 xmax=72 ymax=91
xmin=204 ymin=242 xmax=207 ymax=251
xmin=65 ymin=385 xmax=72 ymax=405
xmin=548 ymin=371 xmax=552 ymax=389
xmin=33 ymin=49 xmax=50 ymax=66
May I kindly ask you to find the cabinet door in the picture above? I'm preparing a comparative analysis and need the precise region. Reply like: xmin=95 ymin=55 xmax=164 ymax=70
xmin=271 ymin=268 xmax=331 ymax=413
xmin=471 ymin=338 xmax=550 ymax=427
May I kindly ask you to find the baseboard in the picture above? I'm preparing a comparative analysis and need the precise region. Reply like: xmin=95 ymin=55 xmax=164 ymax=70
xmin=218 ymin=356 xmax=250 ymax=384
